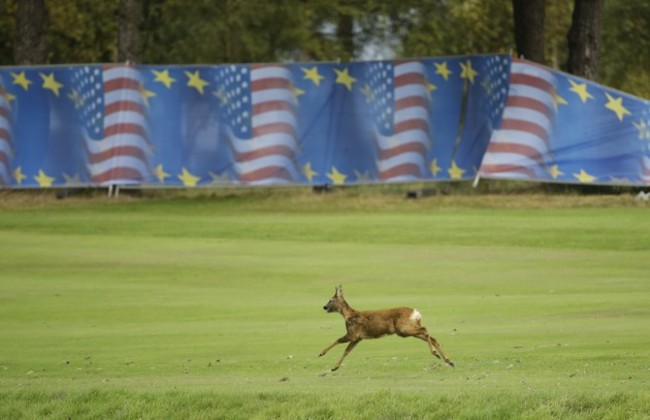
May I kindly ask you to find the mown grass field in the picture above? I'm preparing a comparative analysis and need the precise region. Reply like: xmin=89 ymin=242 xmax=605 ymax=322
xmin=1 ymin=187 xmax=649 ymax=418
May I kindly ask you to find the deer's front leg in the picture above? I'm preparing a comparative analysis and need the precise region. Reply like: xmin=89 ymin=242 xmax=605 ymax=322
xmin=319 ymin=335 xmax=350 ymax=357
xmin=331 ymin=339 xmax=360 ymax=371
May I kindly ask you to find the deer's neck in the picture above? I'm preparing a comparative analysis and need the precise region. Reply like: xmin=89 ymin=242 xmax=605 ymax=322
xmin=339 ymin=300 xmax=356 ymax=320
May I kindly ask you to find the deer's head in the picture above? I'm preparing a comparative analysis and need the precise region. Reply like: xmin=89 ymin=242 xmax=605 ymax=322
xmin=323 ymin=285 xmax=345 ymax=313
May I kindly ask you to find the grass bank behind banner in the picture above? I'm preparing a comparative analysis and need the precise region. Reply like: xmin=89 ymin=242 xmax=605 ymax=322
xmin=1 ymin=190 xmax=649 ymax=418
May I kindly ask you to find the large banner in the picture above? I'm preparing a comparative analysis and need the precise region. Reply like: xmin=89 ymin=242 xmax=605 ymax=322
xmin=0 ymin=55 xmax=648 ymax=189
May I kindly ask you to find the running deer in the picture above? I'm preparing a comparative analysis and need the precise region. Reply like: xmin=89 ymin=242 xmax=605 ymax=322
xmin=319 ymin=285 xmax=454 ymax=371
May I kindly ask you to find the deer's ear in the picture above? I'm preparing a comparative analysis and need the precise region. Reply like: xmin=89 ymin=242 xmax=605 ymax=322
xmin=336 ymin=285 xmax=343 ymax=296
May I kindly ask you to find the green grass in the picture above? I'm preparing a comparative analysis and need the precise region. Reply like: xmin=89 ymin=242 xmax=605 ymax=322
xmin=0 ymin=188 xmax=649 ymax=418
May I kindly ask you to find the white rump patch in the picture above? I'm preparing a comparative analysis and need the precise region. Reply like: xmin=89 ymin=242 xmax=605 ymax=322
xmin=410 ymin=309 xmax=422 ymax=322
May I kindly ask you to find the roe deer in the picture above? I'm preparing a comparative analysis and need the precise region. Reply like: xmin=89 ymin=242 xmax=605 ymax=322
xmin=319 ymin=285 xmax=454 ymax=371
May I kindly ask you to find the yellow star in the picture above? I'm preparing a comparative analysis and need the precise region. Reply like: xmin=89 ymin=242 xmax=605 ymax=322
xmin=67 ymin=89 xmax=84 ymax=108
xmin=303 ymin=162 xmax=318 ymax=182
xmin=140 ymin=84 xmax=156 ymax=107
xmin=152 ymin=69 xmax=176 ymax=89
xmin=459 ymin=60 xmax=478 ymax=84
xmin=426 ymin=81 xmax=437 ymax=97
xmin=185 ymin=70 xmax=209 ymax=94
xmin=326 ymin=166 xmax=347 ymax=185
xmin=360 ymin=84 xmax=374 ymax=103
xmin=548 ymin=164 xmax=564 ymax=179
xmin=448 ymin=160 xmax=465 ymax=179
xmin=354 ymin=170 xmax=372 ymax=183
xmin=334 ymin=68 xmax=356 ymax=91
xmin=568 ymin=79 xmax=593 ymax=103
xmin=40 ymin=73 xmax=63 ymax=96
xmin=34 ymin=169 xmax=55 ymax=187
xmin=434 ymin=62 xmax=452 ymax=81
xmin=573 ymin=169 xmax=596 ymax=183
xmin=13 ymin=166 xmax=27 ymax=184
xmin=302 ymin=66 xmax=324 ymax=86
xmin=178 ymin=167 xmax=200 ymax=186
xmin=11 ymin=71 xmax=32 ymax=90
xmin=292 ymin=85 xmax=305 ymax=101
xmin=154 ymin=164 xmax=170 ymax=183
xmin=430 ymin=159 xmax=441 ymax=177
xmin=553 ymin=90 xmax=568 ymax=112
xmin=604 ymin=93 xmax=631 ymax=122
xmin=0 ymin=87 xmax=15 ymax=104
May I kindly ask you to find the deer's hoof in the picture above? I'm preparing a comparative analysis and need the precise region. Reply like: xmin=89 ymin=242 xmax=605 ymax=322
xmin=446 ymin=360 xmax=455 ymax=368
xmin=331 ymin=366 xmax=339 ymax=372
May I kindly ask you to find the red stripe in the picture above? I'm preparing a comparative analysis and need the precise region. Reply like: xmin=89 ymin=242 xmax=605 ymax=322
xmin=506 ymin=96 xmax=553 ymax=120
xmin=480 ymin=163 xmax=536 ymax=178
xmin=510 ymin=73 xmax=554 ymax=95
xmin=0 ymin=128 xmax=11 ymax=142
xmin=394 ymin=72 xmax=425 ymax=87
xmin=238 ymin=166 xmax=293 ymax=183
xmin=104 ymin=77 xmax=141 ymax=92
xmin=394 ymin=119 xmax=428 ymax=134
xmin=0 ymin=106 xmax=9 ymax=119
xmin=380 ymin=163 xmax=422 ymax=180
xmin=378 ymin=142 xmax=427 ymax=160
xmin=252 ymin=122 xmax=295 ymax=138
xmin=251 ymin=77 xmax=291 ymax=91
xmin=0 ymin=150 xmax=9 ymax=166
xmin=87 ymin=146 xmax=148 ymax=164
xmin=104 ymin=101 xmax=145 ymax=115
xmin=91 ymin=167 xmax=144 ymax=184
xmin=394 ymin=96 xmax=428 ymax=112
xmin=252 ymin=100 xmax=293 ymax=116
xmin=235 ymin=145 xmax=295 ymax=162
xmin=500 ymin=119 xmax=548 ymax=143
xmin=104 ymin=123 xmax=147 ymax=138
xmin=486 ymin=142 xmax=544 ymax=163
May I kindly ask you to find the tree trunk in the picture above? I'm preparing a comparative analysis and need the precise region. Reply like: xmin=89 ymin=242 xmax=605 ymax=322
xmin=336 ymin=12 xmax=355 ymax=62
xmin=14 ymin=0 xmax=47 ymax=64
xmin=567 ymin=0 xmax=604 ymax=80
xmin=118 ymin=0 xmax=143 ymax=63
xmin=512 ymin=0 xmax=545 ymax=64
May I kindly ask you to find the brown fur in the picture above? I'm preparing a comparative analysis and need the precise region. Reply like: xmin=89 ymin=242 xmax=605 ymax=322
xmin=319 ymin=285 xmax=454 ymax=371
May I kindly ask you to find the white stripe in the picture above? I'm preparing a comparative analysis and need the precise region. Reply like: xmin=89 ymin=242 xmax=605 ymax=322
xmin=394 ymin=85 xmax=428 ymax=101
xmin=508 ymin=84 xmax=555 ymax=109
xmin=394 ymin=62 xmax=425 ymax=77
xmin=103 ymin=110 xmax=146 ymax=128
xmin=376 ymin=130 xmax=429 ymax=151
xmin=0 ymin=139 xmax=12 ymax=158
xmin=394 ymin=106 xmax=429 ymax=125
xmin=252 ymin=89 xmax=294 ymax=105
xmin=251 ymin=66 xmax=291 ymax=81
xmin=481 ymin=152 xmax=542 ymax=171
xmin=511 ymin=62 xmax=555 ymax=85
xmin=103 ymin=66 xmax=142 ymax=83
xmin=235 ymin=155 xmax=299 ymax=178
xmin=88 ymin=156 xmax=149 ymax=177
xmin=0 ymin=162 xmax=9 ymax=184
xmin=105 ymin=89 xmax=144 ymax=106
xmin=377 ymin=152 xmax=426 ymax=173
xmin=252 ymin=110 xmax=296 ymax=129
xmin=502 ymin=107 xmax=552 ymax=132
xmin=85 ymin=133 xmax=149 ymax=154
xmin=381 ymin=174 xmax=420 ymax=182
xmin=0 ymin=114 xmax=9 ymax=131
xmin=489 ymin=130 xmax=548 ymax=155
xmin=230 ymin=132 xmax=298 ymax=154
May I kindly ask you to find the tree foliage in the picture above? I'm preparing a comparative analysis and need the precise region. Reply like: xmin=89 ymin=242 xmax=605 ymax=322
xmin=2 ymin=0 xmax=648 ymax=98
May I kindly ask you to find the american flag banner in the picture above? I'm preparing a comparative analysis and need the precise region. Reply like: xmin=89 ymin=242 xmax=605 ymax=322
xmin=217 ymin=64 xmax=301 ymax=185
xmin=71 ymin=65 xmax=152 ymax=185
xmin=479 ymin=58 xmax=557 ymax=179
xmin=366 ymin=61 xmax=431 ymax=182
xmin=0 ymin=75 xmax=12 ymax=186
xmin=639 ymin=108 xmax=650 ymax=185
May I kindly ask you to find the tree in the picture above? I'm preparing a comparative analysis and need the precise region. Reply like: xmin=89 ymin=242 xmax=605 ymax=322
xmin=567 ymin=0 xmax=604 ymax=80
xmin=118 ymin=0 xmax=143 ymax=63
xmin=13 ymin=0 xmax=47 ymax=64
xmin=512 ymin=0 xmax=545 ymax=63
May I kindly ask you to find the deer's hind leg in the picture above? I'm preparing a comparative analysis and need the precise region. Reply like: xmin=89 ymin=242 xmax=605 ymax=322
xmin=414 ymin=327 xmax=454 ymax=367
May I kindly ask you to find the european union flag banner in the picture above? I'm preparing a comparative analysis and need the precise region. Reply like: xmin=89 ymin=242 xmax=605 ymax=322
xmin=0 ymin=55 xmax=648 ymax=189
xmin=478 ymin=58 xmax=650 ymax=185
